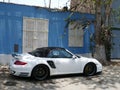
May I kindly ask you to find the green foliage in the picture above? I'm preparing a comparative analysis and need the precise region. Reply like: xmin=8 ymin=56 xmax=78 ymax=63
xmin=112 ymin=6 xmax=120 ymax=23
xmin=71 ymin=0 xmax=116 ymax=61
xmin=104 ymin=0 xmax=113 ymax=5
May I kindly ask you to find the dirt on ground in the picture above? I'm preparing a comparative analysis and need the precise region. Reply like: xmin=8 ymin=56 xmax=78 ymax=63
xmin=0 ymin=63 xmax=120 ymax=90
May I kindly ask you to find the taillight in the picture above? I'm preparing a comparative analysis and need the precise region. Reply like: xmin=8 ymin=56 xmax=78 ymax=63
xmin=14 ymin=61 xmax=27 ymax=65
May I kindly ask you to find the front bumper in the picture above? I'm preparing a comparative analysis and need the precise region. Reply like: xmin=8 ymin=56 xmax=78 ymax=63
xmin=96 ymin=63 xmax=102 ymax=73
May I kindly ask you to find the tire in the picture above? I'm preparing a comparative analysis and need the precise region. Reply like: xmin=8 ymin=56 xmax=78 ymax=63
xmin=84 ymin=63 xmax=96 ymax=76
xmin=32 ymin=65 xmax=50 ymax=80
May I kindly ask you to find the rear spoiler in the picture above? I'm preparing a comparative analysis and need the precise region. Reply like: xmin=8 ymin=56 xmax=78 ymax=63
xmin=11 ymin=53 xmax=18 ymax=57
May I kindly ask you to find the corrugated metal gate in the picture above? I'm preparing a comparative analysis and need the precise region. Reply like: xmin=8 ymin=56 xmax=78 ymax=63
xmin=111 ymin=30 xmax=120 ymax=59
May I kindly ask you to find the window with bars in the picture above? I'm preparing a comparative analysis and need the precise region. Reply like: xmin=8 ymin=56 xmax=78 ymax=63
xmin=68 ymin=21 xmax=83 ymax=47
xmin=23 ymin=17 xmax=48 ymax=52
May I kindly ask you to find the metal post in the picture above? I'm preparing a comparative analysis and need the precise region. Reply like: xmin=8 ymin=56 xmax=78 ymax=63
xmin=44 ymin=0 xmax=46 ymax=7
xmin=49 ymin=0 xmax=51 ymax=8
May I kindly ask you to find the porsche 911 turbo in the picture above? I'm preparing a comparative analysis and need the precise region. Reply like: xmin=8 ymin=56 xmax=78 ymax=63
xmin=9 ymin=47 xmax=102 ymax=80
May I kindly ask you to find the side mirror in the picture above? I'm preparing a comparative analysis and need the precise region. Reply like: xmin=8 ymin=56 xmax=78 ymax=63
xmin=72 ymin=55 xmax=77 ymax=59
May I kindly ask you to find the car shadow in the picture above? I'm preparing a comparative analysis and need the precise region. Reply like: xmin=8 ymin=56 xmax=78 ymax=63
xmin=9 ymin=72 xmax=101 ymax=82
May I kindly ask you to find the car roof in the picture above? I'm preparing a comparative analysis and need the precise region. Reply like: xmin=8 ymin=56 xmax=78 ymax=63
xmin=28 ymin=47 xmax=66 ymax=57
xmin=36 ymin=47 xmax=65 ymax=51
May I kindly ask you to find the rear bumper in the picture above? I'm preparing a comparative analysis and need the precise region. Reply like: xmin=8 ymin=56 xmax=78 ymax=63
xmin=9 ymin=60 xmax=32 ymax=77
xmin=9 ymin=69 xmax=30 ymax=77
xmin=9 ymin=66 xmax=31 ymax=77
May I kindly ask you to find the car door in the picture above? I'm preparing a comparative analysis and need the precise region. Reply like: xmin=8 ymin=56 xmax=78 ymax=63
xmin=47 ymin=49 xmax=81 ymax=74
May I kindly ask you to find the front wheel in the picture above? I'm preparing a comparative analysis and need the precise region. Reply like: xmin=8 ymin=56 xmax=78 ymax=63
xmin=84 ymin=63 xmax=96 ymax=76
xmin=32 ymin=65 xmax=49 ymax=80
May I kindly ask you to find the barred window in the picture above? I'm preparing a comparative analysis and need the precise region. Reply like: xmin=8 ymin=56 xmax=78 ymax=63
xmin=23 ymin=17 xmax=48 ymax=52
xmin=68 ymin=21 xmax=83 ymax=47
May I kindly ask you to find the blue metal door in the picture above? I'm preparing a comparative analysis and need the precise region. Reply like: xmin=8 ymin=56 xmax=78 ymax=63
xmin=111 ymin=30 xmax=120 ymax=59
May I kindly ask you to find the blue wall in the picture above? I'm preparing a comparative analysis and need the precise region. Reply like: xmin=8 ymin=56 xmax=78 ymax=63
xmin=111 ymin=30 xmax=120 ymax=58
xmin=0 ymin=2 xmax=95 ymax=54
xmin=111 ymin=0 xmax=120 ymax=28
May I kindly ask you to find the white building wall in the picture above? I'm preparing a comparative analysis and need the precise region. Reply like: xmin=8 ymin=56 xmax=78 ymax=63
xmin=0 ymin=54 xmax=12 ymax=65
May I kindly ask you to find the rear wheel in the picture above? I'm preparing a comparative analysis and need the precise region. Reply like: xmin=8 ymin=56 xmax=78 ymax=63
xmin=32 ymin=65 xmax=49 ymax=80
xmin=84 ymin=63 xmax=96 ymax=76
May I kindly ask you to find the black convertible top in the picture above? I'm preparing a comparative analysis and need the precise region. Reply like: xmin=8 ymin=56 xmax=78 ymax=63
xmin=36 ymin=47 xmax=65 ymax=51
xmin=29 ymin=47 xmax=65 ymax=57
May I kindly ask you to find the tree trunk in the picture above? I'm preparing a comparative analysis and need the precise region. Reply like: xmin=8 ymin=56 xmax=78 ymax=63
xmin=94 ymin=45 xmax=107 ymax=64
xmin=94 ymin=0 xmax=107 ymax=64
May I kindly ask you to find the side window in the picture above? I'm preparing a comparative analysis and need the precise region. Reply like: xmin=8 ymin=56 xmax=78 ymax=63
xmin=47 ymin=50 xmax=60 ymax=58
xmin=47 ymin=49 xmax=73 ymax=58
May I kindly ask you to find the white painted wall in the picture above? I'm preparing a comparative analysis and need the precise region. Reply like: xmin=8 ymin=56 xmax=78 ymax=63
xmin=0 ymin=54 xmax=12 ymax=65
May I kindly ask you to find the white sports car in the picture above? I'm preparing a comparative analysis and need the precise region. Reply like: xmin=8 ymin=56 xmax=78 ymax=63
xmin=9 ymin=47 xmax=102 ymax=80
